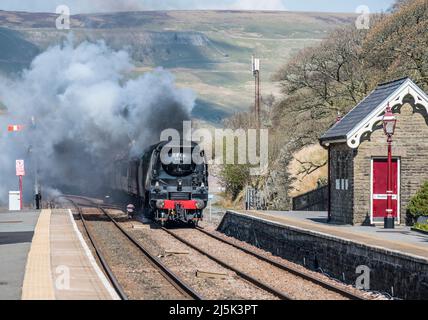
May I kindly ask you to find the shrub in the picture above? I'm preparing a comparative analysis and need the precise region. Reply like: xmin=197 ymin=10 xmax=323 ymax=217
xmin=218 ymin=164 xmax=250 ymax=201
xmin=407 ymin=182 xmax=428 ymax=220
xmin=414 ymin=223 xmax=428 ymax=232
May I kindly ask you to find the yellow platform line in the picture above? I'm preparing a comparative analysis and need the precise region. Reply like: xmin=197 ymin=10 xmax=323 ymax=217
xmin=21 ymin=209 xmax=55 ymax=300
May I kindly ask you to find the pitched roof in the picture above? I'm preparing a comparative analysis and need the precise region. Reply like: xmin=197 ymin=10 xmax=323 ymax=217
xmin=320 ymin=77 xmax=409 ymax=143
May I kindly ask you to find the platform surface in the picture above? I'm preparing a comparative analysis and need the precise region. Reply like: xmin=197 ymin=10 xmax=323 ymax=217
xmin=49 ymin=209 xmax=117 ymax=300
xmin=0 ymin=208 xmax=119 ymax=300
xmin=240 ymin=210 xmax=428 ymax=260
xmin=0 ymin=210 xmax=40 ymax=300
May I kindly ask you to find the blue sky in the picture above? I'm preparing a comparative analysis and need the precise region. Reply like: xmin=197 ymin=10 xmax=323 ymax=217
xmin=0 ymin=0 xmax=396 ymax=14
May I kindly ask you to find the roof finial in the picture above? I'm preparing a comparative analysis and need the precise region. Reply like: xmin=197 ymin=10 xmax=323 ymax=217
xmin=386 ymin=102 xmax=392 ymax=113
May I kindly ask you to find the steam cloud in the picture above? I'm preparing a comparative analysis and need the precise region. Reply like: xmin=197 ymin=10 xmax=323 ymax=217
xmin=0 ymin=39 xmax=195 ymax=204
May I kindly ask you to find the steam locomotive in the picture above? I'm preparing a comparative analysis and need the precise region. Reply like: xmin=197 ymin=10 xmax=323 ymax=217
xmin=112 ymin=141 xmax=209 ymax=226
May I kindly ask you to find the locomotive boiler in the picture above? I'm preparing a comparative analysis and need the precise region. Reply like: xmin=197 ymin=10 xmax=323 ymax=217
xmin=112 ymin=141 xmax=209 ymax=226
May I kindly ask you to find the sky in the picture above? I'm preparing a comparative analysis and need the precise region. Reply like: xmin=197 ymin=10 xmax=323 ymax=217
xmin=0 ymin=0 xmax=396 ymax=14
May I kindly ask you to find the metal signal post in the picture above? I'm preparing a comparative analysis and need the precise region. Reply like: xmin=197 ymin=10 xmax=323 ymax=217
xmin=16 ymin=160 xmax=25 ymax=211
xmin=19 ymin=175 xmax=23 ymax=210
xmin=252 ymin=56 xmax=261 ymax=129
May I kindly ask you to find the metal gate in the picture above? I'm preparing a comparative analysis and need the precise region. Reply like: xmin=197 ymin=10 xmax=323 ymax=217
xmin=245 ymin=187 xmax=267 ymax=210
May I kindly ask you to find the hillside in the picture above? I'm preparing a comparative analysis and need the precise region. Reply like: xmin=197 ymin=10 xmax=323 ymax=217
xmin=0 ymin=27 xmax=39 ymax=73
xmin=0 ymin=10 xmax=355 ymax=123
xmin=261 ymin=0 xmax=428 ymax=210
xmin=215 ymin=0 xmax=428 ymax=210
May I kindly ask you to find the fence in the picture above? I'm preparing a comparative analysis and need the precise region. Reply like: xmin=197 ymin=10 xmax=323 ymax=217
xmin=245 ymin=187 xmax=267 ymax=210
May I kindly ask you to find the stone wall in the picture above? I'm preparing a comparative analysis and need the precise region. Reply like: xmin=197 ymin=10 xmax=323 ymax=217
xmin=353 ymin=102 xmax=428 ymax=225
xmin=292 ymin=186 xmax=328 ymax=211
xmin=329 ymin=143 xmax=355 ymax=224
xmin=218 ymin=211 xmax=428 ymax=300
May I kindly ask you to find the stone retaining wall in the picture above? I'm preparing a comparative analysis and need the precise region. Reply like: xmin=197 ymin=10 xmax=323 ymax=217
xmin=217 ymin=211 xmax=428 ymax=300
xmin=292 ymin=186 xmax=328 ymax=212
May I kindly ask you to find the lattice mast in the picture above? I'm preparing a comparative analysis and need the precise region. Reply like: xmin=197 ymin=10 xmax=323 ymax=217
xmin=252 ymin=56 xmax=261 ymax=129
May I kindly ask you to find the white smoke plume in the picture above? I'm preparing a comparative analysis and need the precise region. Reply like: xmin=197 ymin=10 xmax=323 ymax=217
xmin=0 ymin=38 xmax=195 ymax=204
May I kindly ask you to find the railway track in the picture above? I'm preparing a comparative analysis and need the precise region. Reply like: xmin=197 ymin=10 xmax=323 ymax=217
xmin=193 ymin=227 xmax=367 ymax=300
xmin=69 ymin=199 xmax=128 ymax=300
xmin=59 ymin=195 xmax=368 ymax=300
xmin=61 ymin=195 xmax=204 ymax=300
xmin=62 ymin=196 xmax=290 ymax=299
xmin=162 ymin=227 xmax=292 ymax=300
xmin=164 ymin=227 xmax=368 ymax=300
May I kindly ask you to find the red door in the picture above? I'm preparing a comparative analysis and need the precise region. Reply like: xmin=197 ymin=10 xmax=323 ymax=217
xmin=372 ymin=159 xmax=399 ymax=222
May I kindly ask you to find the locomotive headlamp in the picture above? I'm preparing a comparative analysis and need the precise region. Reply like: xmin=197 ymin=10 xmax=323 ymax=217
xmin=154 ymin=181 xmax=161 ymax=192
xmin=177 ymin=179 xmax=183 ymax=192
xmin=156 ymin=200 xmax=165 ymax=209
xmin=195 ymin=200 xmax=206 ymax=210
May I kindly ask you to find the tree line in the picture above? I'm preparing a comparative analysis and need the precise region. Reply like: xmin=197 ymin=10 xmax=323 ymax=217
xmin=219 ymin=0 xmax=428 ymax=209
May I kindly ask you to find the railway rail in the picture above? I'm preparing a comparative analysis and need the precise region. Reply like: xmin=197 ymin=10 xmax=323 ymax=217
xmin=60 ymin=195 xmax=204 ymax=300
xmin=162 ymin=227 xmax=292 ymax=300
xmin=61 ymin=196 xmax=128 ymax=300
xmin=165 ymin=227 xmax=368 ymax=300
xmin=62 ymin=196 xmax=290 ymax=299
xmin=193 ymin=227 xmax=367 ymax=300
xmin=59 ymin=195 xmax=368 ymax=300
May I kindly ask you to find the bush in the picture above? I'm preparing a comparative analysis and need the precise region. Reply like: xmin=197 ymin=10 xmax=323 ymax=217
xmin=407 ymin=182 xmax=428 ymax=220
xmin=414 ymin=223 xmax=428 ymax=232
xmin=218 ymin=164 xmax=250 ymax=201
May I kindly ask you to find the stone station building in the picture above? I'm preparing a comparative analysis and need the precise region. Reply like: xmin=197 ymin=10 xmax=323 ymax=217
xmin=320 ymin=77 xmax=428 ymax=225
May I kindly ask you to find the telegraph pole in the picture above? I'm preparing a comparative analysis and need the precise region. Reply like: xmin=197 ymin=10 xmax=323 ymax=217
xmin=30 ymin=116 xmax=41 ymax=208
xmin=252 ymin=56 xmax=261 ymax=129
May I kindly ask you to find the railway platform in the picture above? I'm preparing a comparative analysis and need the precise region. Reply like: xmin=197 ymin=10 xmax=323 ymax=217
xmin=218 ymin=210 xmax=428 ymax=299
xmin=1 ymin=208 xmax=119 ymax=300
xmin=238 ymin=210 xmax=428 ymax=259
xmin=0 ymin=210 xmax=40 ymax=300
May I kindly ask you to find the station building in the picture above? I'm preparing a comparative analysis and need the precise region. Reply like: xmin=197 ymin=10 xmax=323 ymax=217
xmin=320 ymin=77 xmax=428 ymax=225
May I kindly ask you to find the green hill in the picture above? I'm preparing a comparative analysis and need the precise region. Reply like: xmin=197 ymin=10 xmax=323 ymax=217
xmin=0 ymin=10 xmax=355 ymax=123
xmin=0 ymin=27 xmax=39 ymax=74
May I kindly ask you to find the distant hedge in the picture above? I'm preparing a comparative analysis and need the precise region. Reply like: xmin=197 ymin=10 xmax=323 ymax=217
xmin=407 ymin=182 xmax=428 ymax=219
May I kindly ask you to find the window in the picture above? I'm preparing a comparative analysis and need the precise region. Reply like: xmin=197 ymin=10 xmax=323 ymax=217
xmin=335 ymin=152 xmax=349 ymax=191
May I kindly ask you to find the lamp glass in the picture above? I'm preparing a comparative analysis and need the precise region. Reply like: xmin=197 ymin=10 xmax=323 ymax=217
xmin=385 ymin=121 xmax=395 ymax=135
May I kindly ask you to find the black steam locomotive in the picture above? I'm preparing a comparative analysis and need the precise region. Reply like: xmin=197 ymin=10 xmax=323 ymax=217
xmin=112 ymin=141 xmax=209 ymax=225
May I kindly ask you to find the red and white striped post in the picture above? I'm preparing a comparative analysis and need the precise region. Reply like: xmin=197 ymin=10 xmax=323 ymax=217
xmin=8 ymin=125 xmax=26 ymax=210
xmin=16 ymin=160 xmax=25 ymax=211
